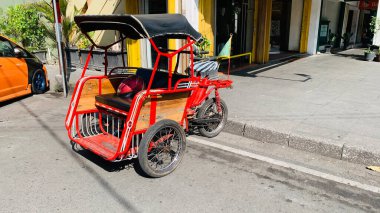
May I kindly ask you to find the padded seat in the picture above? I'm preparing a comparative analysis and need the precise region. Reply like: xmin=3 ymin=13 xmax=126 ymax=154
xmin=95 ymin=69 xmax=189 ymax=113
xmin=193 ymin=60 xmax=219 ymax=79
xmin=95 ymin=93 xmax=133 ymax=112
xmin=136 ymin=68 xmax=189 ymax=88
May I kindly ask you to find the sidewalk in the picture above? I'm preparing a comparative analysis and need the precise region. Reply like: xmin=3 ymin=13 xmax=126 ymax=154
xmin=221 ymin=49 xmax=380 ymax=165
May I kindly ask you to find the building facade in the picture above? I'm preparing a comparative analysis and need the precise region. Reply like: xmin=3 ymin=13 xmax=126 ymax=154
xmin=319 ymin=0 xmax=379 ymax=50
xmin=69 ymin=0 xmax=379 ymax=67
xmin=124 ymin=0 xmax=322 ymax=66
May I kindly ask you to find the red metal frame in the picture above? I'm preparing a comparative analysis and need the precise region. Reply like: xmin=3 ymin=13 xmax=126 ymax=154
xmin=65 ymin=36 xmax=233 ymax=162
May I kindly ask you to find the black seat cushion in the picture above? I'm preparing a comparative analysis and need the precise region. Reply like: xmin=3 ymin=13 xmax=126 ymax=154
xmin=136 ymin=68 xmax=189 ymax=89
xmin=95 ymin=69 xmax=189 ymax=112
xmin=95 ymin=93 xmax=132 ymax=111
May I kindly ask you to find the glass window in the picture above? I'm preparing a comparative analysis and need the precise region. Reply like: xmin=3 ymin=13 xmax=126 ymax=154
xmin=0 ymin=39 xmax=15 ymax=57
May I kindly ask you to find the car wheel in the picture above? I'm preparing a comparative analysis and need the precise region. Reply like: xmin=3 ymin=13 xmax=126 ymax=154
xmin=32 ymin=70 xmax=47 ymax=94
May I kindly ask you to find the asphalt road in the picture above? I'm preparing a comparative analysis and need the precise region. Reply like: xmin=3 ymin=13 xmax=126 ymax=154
xmin=1 ymin=93 xmax=380 ymax=213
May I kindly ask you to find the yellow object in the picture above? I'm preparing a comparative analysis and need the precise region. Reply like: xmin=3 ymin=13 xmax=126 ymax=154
xmin=125 ymin=0 xmax=141 ymax=67
xmin=87 ymin=0 xmax=121 ymax=46
xmin=251 ymin=0 xmax=259 ymax=63
xmin=366 ymin=166 xmax=380 ymax=172
xmin=198 ymin=0 xmax=215 ymax=56
xmin=219 ymin=52 xmax=252 ymax=64
xmin=255 ymin=0 xmax=272 ymax=64
xmin=168 ymin=0 xmax=177 ymax=72
xmin=300 ymin=0 xmax=312 ymax=53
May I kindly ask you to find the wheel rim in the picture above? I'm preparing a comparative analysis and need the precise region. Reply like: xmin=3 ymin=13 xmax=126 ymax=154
xmin=33 ymin=72 xmax=46 ymax=91
xmin=202 ymin=102 xmax=224 ymax=133
xmin=147 ymin=126 xmax=183 ymax=171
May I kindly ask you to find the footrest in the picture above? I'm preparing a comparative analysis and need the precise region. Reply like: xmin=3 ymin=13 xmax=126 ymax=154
xmin=76 ymin=134 xmax=120 ymax=160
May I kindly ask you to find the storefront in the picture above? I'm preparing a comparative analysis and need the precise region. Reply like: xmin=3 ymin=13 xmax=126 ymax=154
xmin=213 ymin=0 xmax=321 ymax=64
xmin=215 ymin=0 xmax=254 ymax=64
xmin=318 ymin=0 xmax=379 ymax=50
xmin=358 ymin=0 xmax=379 ymax=46
xmin=123 ymin=0 xmax=322 ymax=66
xmin=72 ymin=0 xmax=322 ymax=66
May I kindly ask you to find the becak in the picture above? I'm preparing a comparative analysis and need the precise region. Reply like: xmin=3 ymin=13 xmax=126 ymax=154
xmin=117 ymin=75 xmax=145 ymax=98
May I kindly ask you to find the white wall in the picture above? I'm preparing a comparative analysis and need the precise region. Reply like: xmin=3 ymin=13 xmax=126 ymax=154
xmin=356 ymin=11 xmax=365 ymax=43
xmin=321 ymin=0 xmax=340 ymax=34
xmin=307 ymin=0 xmax=321 ymax=54
xmin=340 ymin=3 xmax=359 ymax=45
xmin=89 ymin=0 xmax=125 ymax=49
xmin=288 ymin=0 xmax=303 ymax=51
xmin=350 ymin=8 xmax=360 ymax=44
xmin=181 ymin=0 xmax=199 ymax=31
xmin=321 ymin=0 xmax=360 ymax=46
xmin=341 ymin=4 xmax=348 ymax=40
xmin=373 ymin=3 xmax=380 ymax=46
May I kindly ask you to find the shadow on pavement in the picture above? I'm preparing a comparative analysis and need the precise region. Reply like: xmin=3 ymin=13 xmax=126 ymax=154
xmin=71 ymin=145 xmax=134 ymax=172
xmin=331 ymin=53 xmax=365 ymax=61
xmin=328 ymin=48 xmax=367 ymax=61
xmin=71 ymin=145 xmax=148 ymax=177
xmin=0 ymin=94 xmax=33 ymax=108
xmin=17 ymin=100 xmax=141 ymax=213
xmin=229 ymin=56 xmax=312 ymax=82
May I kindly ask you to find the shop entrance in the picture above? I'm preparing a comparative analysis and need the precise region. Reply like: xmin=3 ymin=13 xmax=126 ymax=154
xmin=270 ymin=0 xmax=292 ymax=56
xmin=361 ymin=11 xmax=377 ymax=46
xmin=216 ymin=0 xmax=253 ymax=64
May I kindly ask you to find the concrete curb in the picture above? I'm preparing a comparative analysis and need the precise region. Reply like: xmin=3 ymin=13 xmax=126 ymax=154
xmin=223 ymin=120 xmax=380 ymax=166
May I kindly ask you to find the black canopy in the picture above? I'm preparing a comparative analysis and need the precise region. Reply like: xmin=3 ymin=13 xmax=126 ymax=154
xmin=74 ymin=14 xmax=202 ymax=42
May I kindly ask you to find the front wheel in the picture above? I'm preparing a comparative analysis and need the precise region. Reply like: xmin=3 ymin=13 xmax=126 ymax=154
xmin=138 ymin=119 xmax=186 ymax=178
xmin=197 ymin=98 xmax=228 ymax=138
xmin=31 ymin=70 xmax=47 ymax=94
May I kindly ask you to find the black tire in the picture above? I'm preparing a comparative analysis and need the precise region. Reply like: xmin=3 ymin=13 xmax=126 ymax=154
xmin=31 ymin=70 xmax=47 ymax=94
xmin=197 ymin=98 xmax=228 ymax=138
xmin=138 ymin=119 xmax=186 ymax=178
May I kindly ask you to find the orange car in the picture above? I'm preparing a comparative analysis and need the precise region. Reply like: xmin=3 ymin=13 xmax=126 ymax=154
xmin=0 ymin=35 xmax=49 ymax=102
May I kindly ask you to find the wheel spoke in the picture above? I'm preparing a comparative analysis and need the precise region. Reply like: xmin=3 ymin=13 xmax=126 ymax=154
xmin=146 ymin=125 xmax=183 ymax=171
xmin=198 ymin=100 xmax=226 ymax=135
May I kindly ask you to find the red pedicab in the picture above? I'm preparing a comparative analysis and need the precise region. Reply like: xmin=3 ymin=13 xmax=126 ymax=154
xmin=65 ymin=14 xmax=233 ymax=177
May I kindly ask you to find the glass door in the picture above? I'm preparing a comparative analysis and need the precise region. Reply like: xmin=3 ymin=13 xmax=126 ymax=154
xmin=216 ymin=0 xmax=253 ymax=63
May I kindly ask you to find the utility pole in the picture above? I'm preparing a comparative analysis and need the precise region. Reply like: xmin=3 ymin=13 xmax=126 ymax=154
xmin=52 ymin=0 xmax=68 ymax=97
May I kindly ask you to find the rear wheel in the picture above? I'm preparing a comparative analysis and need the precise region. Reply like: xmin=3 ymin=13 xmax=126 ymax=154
xmin=138 ymin=119 xmax=186 ymax=178
xmin=31 ymin=70 xmax=47 ymax=94
xmin=197 ymin=98 xmax=228 ymax=138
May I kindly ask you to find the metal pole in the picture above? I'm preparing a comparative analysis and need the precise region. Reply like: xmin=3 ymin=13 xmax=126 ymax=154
xmin=52 ymin=0 xmax=68 ymax=97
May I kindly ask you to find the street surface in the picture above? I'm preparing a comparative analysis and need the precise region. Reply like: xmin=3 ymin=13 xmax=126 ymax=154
xmin=1 ymin=92 xmax=380 ymax=212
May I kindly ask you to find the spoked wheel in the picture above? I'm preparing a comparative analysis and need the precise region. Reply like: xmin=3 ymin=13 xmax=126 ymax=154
xmin=32 ymin=70 xmax=47 ymax=94
xmin=197 ymin=98 xmax=228 ymax=138
xmin=138 ymin=119 xmax=186 ymax=178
